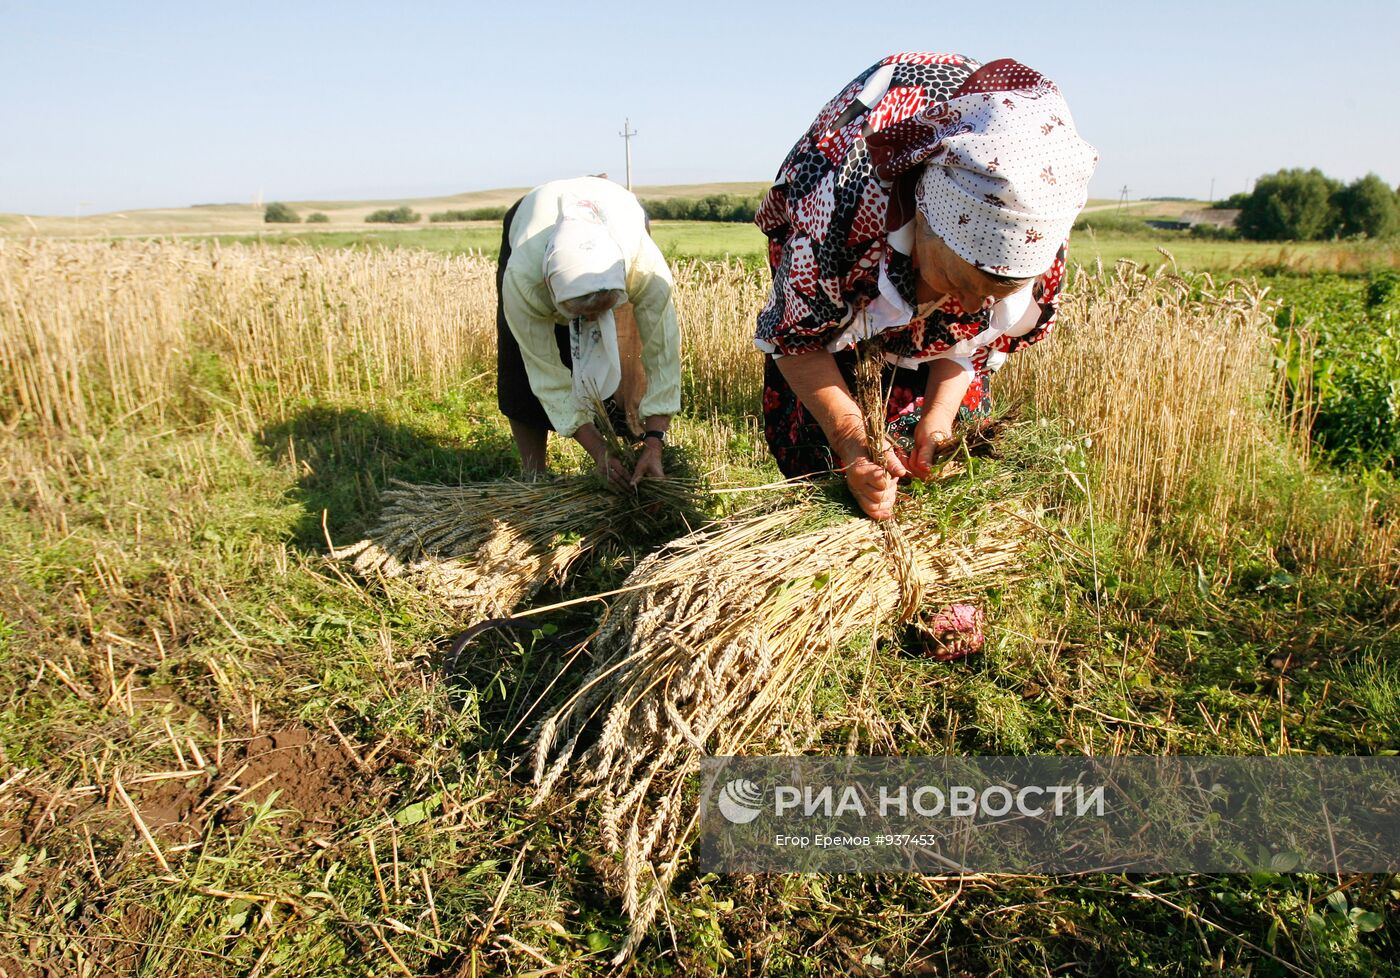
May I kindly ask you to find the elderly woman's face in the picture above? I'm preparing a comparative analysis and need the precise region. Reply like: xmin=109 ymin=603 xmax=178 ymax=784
xmin=557 ymin=288 xmax=627 ymax=320
xmin=912 ymin=215 xmax=1031 ymax=312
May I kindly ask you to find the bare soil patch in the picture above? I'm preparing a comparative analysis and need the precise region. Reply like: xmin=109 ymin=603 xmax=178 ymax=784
xmin=233 ymin=726 xmax=365 ymax=826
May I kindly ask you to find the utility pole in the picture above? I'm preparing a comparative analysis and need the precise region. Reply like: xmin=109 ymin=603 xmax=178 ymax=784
xmin=1208 ymin=177 xmax=1215 ymax=203
xmin=619 ymin=118 xmax=637 ymax=191
xmin=1118 ymin=184 xmax=1130 ymax=211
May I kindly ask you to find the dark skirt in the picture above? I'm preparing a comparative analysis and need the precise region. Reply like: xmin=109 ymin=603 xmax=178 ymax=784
xmin=761 ymin=350 xmax=993 ymax=479
xmin=495 ymin=198 xmax=568 ymax=431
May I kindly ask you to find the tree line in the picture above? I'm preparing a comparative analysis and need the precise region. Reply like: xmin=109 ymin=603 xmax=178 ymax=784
xmin=1216 ymin=169 xmax=1399 ymax=241
xmin=266 ymin=195 xmax=769 ymax=227
xmin=426 ymin=194 xmax=764 ymax=224
xmin=263 ymin=202 xmax=328 ymax=224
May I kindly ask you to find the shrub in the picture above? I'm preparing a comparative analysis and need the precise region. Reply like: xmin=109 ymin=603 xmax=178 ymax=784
xmin=1366 ymin=269 xmax=1400 ymax=309
xmin=641 ymin=194 xmax=763 ymax=223
xmin=1237 ymin=169 xmax=1341 ymax=241
xmin=1189 ymin=222 xmax=1240 ymax=240
xmin=306 ymin=212 xmax=330 ymax=224
xmin=264 ymin=202 xmax=300 ymax=224
xmin=365 ymin=206 xmax=421 ymax=224
xmin=430 ymin=207 xmax=508 ymax=222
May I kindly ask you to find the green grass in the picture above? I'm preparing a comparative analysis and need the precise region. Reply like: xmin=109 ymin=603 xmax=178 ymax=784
xmin=1074 ymin=231 xmax=1400 ymax=276
xmin=649 ymin=221 xmax=768 ymax=262
xmin=200 ymin=221 xmax=1400 ymax=278
xmin=202 ymin=220 xmax=771 ymax=264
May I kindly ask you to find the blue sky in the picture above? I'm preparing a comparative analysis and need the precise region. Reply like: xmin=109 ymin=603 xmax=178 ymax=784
xmin=3 ymin=0 xmax=1397 ymax=215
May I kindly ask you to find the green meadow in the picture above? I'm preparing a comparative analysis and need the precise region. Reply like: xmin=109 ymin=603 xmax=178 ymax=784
xmin=206 ymin=219 xmax=1400 ymax=276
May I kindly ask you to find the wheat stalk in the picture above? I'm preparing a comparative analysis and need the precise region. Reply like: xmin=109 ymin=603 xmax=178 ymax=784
xmin=335 ymin=473 xmax=701 ymax=619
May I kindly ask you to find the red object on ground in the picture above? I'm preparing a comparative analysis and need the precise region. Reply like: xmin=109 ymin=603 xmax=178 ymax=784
xmin=919 ymin=603 xmax=986 ymax=661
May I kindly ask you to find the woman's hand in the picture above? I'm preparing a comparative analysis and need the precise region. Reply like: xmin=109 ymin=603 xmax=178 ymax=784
xmin=629 ymin=439 xmax=666 ymax=488
xmin=907 ymin=414 xmax=954 ymax=481
xmin=907 ymin=360 xmax=971 ymax=480
xmin=771 ymin=350 xmax=911 ymax=518
xmin=840 ymin=447 xmax=909 ymax=521
xmin=592 ymin=449 xmax=632 ymax=491
xmin=573 ymin=422 xmax=632 ymax=492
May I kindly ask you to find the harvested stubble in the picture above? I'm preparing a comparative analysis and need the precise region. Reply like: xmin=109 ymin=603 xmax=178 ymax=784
xmin=334 ymin=474 xmax=700 ymax=619
xmin=529 ymin=488 xmax=1025 ymax=962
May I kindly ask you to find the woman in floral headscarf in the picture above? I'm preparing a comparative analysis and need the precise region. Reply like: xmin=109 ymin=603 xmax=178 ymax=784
xmin=755 ymin=54 xmax=1098 ymax=519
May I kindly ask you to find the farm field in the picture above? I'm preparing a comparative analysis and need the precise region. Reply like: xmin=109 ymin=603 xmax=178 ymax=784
xmin=1 ymin=231 xmax=1398 ymax=976
xmin=0 ymin=182 xmax=773 ymax=238
xmin=199 ymin=220 xmax=771 ymax=265
xmin=197 ymin=220 xmax=1400 ymax=277
xmin=13 ymin=180 xmax=1397 ymax=274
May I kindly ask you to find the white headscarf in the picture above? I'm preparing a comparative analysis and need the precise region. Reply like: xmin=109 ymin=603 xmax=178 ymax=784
xmin=542 ymin=197 xmax=627 ymax=406
xmin=543 ymin=198 xmax=627 ymax=312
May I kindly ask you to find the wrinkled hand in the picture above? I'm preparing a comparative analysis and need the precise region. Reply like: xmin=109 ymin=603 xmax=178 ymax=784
xmin=842 ymin=449 xmax=908 ymax=520
xmin=591 ymin=449 xmax=632 ymax=492
xmin=906 ymin=416 xmax=954 ymax=481
xmin=630 ymin=441 xmax=666 ymax=488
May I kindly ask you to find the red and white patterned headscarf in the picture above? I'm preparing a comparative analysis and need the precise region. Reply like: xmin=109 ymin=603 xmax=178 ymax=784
xmin=755 ymin=54 xmax=1097 ymax=365
xmin=910 ymin=64 xmax=1098 ymax=277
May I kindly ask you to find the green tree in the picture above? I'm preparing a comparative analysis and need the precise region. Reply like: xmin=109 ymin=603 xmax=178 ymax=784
xmin=1211 ymin=191 xmax=1251 ymax=210
xmin=1236 ymin=168 xmax=1341 ymax=241
xmin=1333 ymin=173 xmax=1400 ymax=239
xmin=306 ymin=212 xmax=330 ymax=224
xmin=264 ymin=201 xmax=300 ymax=224
xmin=641 ymin=194 xmax=760 ymax=223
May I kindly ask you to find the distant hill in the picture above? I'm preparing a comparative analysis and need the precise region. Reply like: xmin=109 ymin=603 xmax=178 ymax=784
xmin=0 ymin=181 xmax=772 ymax=238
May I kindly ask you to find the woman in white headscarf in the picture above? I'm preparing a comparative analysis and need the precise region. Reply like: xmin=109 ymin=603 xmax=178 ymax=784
xmin=754 ymin=54 xmax=1098 ymax=519
xmin=496 ymin=176 xmax=681 ymax=488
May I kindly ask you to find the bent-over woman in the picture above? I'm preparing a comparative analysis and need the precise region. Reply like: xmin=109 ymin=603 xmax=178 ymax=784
xmin=497 ymin=176 xmax=681 ymax=488
xmin=754 ymin=54 xmax=1098 ymax=518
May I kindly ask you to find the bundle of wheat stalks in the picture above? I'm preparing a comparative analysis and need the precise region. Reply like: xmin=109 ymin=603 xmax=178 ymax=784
xmin=334 ymin=474 xmax=698 ymax=619
xmin=529 ymin=486 xmax=1025 ymax=961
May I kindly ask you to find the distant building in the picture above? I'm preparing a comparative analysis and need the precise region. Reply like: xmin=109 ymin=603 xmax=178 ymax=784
xmin=1146 ymin=209 xmax=1239 ymax=232
xmin=1181 ymin=209 xmax=1240 ymax=228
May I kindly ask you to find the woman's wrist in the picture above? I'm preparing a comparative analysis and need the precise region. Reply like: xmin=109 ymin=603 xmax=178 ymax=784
xmin=831 ymin=418 xmax=871 ymax=467
xmin=917 ymin=409 xmax=954 ymax=441
xmin=923 ymin=362 xmax=972 ymax=429
xmin=573 ymin=423 xmax=605 ymax=461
